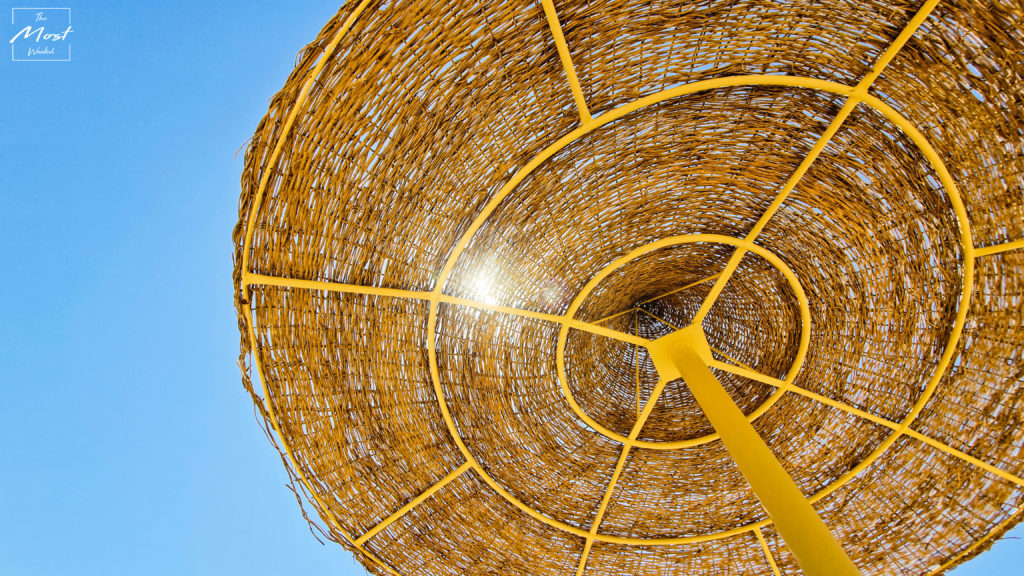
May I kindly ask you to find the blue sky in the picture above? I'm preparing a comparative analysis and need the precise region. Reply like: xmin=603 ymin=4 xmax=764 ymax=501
xmin=0 ymin=1 xmax=1019 ymax=575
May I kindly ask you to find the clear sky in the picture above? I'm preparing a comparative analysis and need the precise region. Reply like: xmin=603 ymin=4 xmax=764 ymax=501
xmin=0 ymin=1 xmax=1019 ymax=575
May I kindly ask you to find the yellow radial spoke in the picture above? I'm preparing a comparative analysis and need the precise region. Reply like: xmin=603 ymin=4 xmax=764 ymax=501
xmin=635 ymin=313 xmax=641 ymax=417
xmin=691 ymin=95 xmax=860 ymax=324
xmin=975 ymin=237 xmax=1024 ymax=257
xmin=693 ymin=0 xmax=942 ymax=324
xmin=564 ymin=319 xmax=649 ymax=346
xmin=355 ymin=462 xmax=473 ymax=546
xmin=638 ymin=272 xmax=723 ymax=306
xmin=542 ymin=0 xmax=591 ymax=124
xmin=709 ymin=359 xmax=1024 ymax=488
xmin=636 ymin=308 xmax=680 ymax=331
xmin=577 ymin=377 xmax=671 ymax=575
xmin=592 ymin=272 xmax=721 ymax=325
xmin=708 ymin=359 xmax=789 ymax=389
xmin=244 ymin=272 xmax=429 ymax=301
xmin=590 ymin=306 xmax=635 ymax=326
xmin=709 ymin=346 xmax=757 ymax=373
xmin=712 ymin=357 xmax=904 ymax=431
xmin=904 ymin=429 xmax=1024 ymax=488
xmin=755 ymin=526 xmax=783 ymax=576
xmin=440 ymin=294 xmax=648 ymax=345
xmin=244 ymin=272 xmax=645 ymax=346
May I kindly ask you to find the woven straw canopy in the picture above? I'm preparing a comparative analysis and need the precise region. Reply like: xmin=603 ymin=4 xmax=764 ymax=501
xmin=233 ymin=1 xmax=1024 ymax=574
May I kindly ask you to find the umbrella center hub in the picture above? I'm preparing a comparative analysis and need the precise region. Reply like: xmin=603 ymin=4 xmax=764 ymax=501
xmin=647 ymin=325 xmax=713 ymax=382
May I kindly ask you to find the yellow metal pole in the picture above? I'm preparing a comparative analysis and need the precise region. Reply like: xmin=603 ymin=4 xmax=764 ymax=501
xmin=651 ymin=330 xmax=861 ymax=576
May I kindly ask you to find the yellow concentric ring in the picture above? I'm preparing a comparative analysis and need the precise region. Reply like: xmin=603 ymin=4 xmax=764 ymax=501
xmin=555 ymin=234 xmax=811 ymax=449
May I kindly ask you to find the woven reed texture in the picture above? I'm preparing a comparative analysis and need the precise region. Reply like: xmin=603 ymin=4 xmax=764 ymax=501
xmin=233 ymin=1 xmax=1024 ymax=574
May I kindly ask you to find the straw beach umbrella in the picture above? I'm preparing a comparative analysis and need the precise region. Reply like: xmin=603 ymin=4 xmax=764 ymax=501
xmin=233 ymin=1 xmax=1024 ymax=574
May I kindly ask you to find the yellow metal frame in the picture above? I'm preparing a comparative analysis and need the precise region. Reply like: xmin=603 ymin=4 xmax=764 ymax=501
xmin=235 ymin=0 xmax=1024 ymax=574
